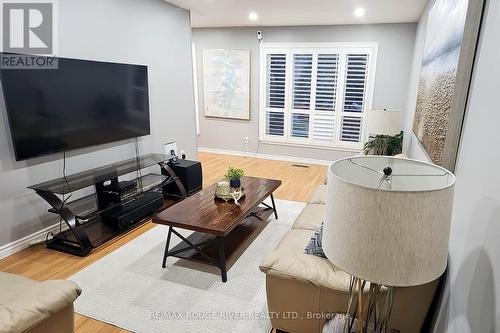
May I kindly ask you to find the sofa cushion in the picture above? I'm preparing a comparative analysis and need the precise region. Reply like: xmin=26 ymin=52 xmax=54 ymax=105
xmin=292 ymin=204 xmax=325 ymax=230
xmin=0 ymin=272 xmax=35 ymax=295
xmin=308 ymin=185 xmax=327 ymax=205
xmin=0 ymin=272 xmax=81 ymax=333
xmin=304 ymin=224 xmax=326 ymax=258
xmin=260 ymin=229 xmax=352 ymax=291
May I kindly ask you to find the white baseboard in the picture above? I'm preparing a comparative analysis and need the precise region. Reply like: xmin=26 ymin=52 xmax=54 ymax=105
xmin=0 ymin=222 xmax=67 ymax=259
xmin=198 ymin=147 xmax=332 ymax=166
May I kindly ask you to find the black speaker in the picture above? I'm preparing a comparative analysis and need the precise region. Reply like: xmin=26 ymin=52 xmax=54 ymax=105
xmin=162 ymin=159 xmax=202 ymax=197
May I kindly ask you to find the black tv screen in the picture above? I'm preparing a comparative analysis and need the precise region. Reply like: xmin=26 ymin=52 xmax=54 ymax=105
xmin=0 ymin=56 xmax=150 ymax=161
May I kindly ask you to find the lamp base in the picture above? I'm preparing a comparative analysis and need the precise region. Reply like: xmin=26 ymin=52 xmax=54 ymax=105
xmin=345 ymin=276 xmax=395 ymax=333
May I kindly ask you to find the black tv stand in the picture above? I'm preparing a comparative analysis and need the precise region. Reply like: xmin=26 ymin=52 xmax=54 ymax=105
xmin=29 ymin=153 xmax=188 ymax=256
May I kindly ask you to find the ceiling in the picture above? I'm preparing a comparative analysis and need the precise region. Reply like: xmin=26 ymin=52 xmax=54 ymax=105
xmin=167 ymin=0 xmax=429 ymax=28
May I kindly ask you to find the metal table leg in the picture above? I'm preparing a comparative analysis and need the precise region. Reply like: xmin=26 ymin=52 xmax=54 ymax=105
xmin=162 ymin=226 xmax=173 ymax=268
xmin=217 ymin=237 xmax=227 ymax=282
xmin=270 ymin=193 xmax=278 ymax=219
xmin=161 ymin=227 xmax=229 ymax=283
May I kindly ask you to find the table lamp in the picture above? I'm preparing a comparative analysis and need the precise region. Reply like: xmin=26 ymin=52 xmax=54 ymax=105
xmin=322 ymin=156 xmax=455 ymax=332
xmin=365 ymin=109 xmax=403 ymax=136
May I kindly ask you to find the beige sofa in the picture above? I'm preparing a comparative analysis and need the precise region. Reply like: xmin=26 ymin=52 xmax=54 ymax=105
xmin=260 ymin=185 xmax=440 ymax=333
xmin=0 ymin=272 xmax=81 ymax=333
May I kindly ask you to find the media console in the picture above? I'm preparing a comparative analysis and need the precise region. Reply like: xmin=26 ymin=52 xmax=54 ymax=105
xmin=29 ymin=153 xmax=190 ymax=256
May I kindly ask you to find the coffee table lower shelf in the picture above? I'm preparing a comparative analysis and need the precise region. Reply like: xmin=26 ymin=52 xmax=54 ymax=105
xmin=163 ymin=206 xmax=274 ymax=282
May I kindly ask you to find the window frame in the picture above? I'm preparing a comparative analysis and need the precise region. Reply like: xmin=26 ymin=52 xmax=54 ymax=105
xmin=259 ymin=42 xmax=378 ymax=151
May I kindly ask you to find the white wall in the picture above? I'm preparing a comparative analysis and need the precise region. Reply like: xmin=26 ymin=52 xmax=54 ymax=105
xmin=0 ymin=0 xmax=197 ymax=247
xmin=192 ymin=24 xmax=416 ymax=161
xmin=405 ymin=0 xmax=500 ymax=331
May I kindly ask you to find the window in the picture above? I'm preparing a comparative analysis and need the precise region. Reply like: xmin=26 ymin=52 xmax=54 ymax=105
xmin=259 ymin=43 xmax=377 ymax=150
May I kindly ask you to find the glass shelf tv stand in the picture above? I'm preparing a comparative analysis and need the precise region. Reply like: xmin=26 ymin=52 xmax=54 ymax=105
xmin=29 ymin=153 xmax=187 ymax=256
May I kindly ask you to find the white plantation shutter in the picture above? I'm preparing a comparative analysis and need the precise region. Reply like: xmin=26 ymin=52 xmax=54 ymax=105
xmin=266 ymin=53 xmax=286 ymax=109
xmin=341 ymin=116 xmax=363 ymax=142
xmin=265 ymin=53 xmax=287 ymax=136
xmin=266 ymin=112 xmax=284 ymax=136
xmin=291 ymin=113 xmax=309 ymax=138
xmin=343 ymin=54 xmax=368 ymax=113
xmin=292 ymin=54 xmax=313 ymax=110
xmin=291 ymin=54 xmax=312 ymax=138
xmin=338 ymin=53 xmax=369 ymax=143
xmin=261 ymin=44 xmax=376 ymax=148
xmin=313 ymin=114 xmax=335 ymax=142
xmin=315 ymin=54 xmax=339 ymax=112
xmin=311 ymin=53 xmax=339 ymax=143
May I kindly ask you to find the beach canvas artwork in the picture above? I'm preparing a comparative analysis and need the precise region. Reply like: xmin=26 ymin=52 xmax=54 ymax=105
xmin=413 ymin=0 xmax=483 ymax=171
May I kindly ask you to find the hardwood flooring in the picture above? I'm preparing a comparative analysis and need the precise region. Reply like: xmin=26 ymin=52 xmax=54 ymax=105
xmin=0 ymin=152 xmax=327 ymax=333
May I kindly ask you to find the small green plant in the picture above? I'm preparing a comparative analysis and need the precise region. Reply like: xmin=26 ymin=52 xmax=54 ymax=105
xmin=364 ymin=131 xmax=403 ymax=156
xmin=224 ymin=167 xmax=244 ymax=180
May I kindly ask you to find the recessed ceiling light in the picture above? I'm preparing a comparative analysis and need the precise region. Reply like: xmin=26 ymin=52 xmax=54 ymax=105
xmin=354 ymin=7 xmax=365 ymax=17
xmin=249 ymin=11 xmax=259 ymax=21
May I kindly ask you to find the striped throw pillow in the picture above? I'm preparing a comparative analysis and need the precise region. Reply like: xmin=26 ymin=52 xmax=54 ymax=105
xmin=304 ymin=224 xmax=326 ymax=258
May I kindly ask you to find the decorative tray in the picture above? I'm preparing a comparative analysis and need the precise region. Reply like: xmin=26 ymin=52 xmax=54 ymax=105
xmin=214 ymin=187 xmax=246 ymax=202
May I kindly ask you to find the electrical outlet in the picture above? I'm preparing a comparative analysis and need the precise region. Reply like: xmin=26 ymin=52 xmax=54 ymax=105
xmin=243 ymin=136 xmax=249 ymax=144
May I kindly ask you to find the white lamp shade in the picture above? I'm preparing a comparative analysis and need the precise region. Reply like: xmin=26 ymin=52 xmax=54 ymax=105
xmin=322 ymin=156 xmax=455 ymax=287
xmin=366 ymin=109 xmax=402 ymax=136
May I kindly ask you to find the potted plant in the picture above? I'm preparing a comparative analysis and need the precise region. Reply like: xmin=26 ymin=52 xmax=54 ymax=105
xmin=363 ymin=131 xmax=403 ymax=156
xmin=225 ymin=167 xmax=244 ymax=189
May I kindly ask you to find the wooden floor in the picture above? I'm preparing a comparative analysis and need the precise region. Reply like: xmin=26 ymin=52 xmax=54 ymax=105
xmin=0 ymin=152 xmax=327 ymax=333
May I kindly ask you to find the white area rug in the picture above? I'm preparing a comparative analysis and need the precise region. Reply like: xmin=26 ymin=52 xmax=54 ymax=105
xmin=70 ymin=199 xmax=305 ymax=333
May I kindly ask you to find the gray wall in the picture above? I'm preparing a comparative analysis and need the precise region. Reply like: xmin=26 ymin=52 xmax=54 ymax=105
xmin=0 ymin=0 xmax=197 ymax=247
xmin=193 ymin=24 xmax=416 ymax=161
xmin=405 ymin=1 xmax=500 ymax=331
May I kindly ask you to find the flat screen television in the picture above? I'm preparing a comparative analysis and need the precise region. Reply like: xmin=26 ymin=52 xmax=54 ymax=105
xmin=0 ymin=55 xmax=150 ymax=161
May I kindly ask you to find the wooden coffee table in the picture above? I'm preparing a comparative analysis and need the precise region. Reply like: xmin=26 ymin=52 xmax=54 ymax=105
xmin=152 ymin=176 xmax=281 ymax=282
